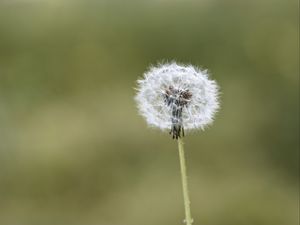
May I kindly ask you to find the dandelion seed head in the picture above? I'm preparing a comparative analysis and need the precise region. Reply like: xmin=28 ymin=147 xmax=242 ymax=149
xmin=135 ymin=62 xmax=219 ymax=138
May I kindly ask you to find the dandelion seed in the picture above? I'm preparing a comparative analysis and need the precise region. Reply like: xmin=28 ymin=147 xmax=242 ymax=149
xmin=135 ymin=62 xmax=219 ymax=138
xmin=134 ymin=61 xmax=220 ymax=225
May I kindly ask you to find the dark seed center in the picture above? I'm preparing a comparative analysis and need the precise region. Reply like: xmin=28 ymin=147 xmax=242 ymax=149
xmin=163 ymin=86 xmax=192 ymax=139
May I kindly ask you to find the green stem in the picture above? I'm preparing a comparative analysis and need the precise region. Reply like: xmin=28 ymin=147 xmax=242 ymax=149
xmin=178 ymin=138 xmax=193 ymax=225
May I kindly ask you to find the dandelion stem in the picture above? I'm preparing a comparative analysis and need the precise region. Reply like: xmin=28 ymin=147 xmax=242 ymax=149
xmin=178 ymin=138 xmax=193 ymax=225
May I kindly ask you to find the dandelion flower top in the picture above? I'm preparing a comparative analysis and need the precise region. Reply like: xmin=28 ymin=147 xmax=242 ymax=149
xmin=135 ymin=62 xmax=219 ymax=139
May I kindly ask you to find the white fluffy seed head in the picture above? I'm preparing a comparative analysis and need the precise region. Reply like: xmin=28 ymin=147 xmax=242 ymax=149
xmin=135 ymin=62 xmax=220 ymax=134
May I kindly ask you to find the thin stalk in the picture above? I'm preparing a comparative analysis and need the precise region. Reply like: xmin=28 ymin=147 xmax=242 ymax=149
xmin=178 ymin=137 xmax=193 ymax=225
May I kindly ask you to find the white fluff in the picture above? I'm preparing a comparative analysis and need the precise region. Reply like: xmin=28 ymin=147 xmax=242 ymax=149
xmin=135 ymin=62 xmax=220 ymax=133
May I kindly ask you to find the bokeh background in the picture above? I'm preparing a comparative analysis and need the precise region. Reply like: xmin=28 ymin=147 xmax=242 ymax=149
xmin=0 ymin=0 xmax=298 ymax=225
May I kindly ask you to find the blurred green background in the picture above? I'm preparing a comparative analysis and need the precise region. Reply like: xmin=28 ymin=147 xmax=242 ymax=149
xmin=0 ymin=0 xmax=298 ymax=225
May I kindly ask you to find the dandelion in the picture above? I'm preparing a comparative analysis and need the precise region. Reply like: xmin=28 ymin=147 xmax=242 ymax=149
xmin=135 ymin=62 xmax=220 ymax=225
